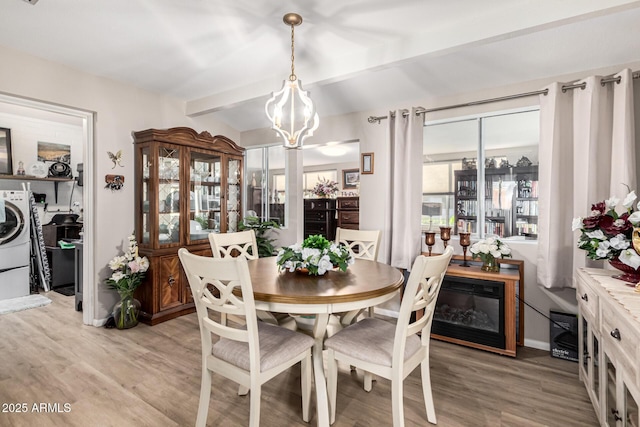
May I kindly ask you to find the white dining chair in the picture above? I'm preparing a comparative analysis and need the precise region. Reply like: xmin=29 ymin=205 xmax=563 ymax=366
xmin=209 ymin=229 xmax=259 ymax=260
xmin=324 ymin=246 xmax=454 ymax=426
xmin=178 ymin=248 xmax=314 ymax=427
xmin=335 ymin=227 xmax=381 ymax=261
xmin=334 ymin=227 xmax=382 ymax=325
xmin=209 ymin=229 xmax=296 ymax=330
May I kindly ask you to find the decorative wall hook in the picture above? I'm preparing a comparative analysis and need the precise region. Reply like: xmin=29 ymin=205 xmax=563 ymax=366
xmin=105 ymin=174 xmax=124 ymax=191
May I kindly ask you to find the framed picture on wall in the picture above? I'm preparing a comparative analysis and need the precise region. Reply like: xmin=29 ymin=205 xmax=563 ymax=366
xmin=37 ymin=141 xmax=71 ymax=164
xmin=361 ymin=152 xmax=374 ymax=174
xmin=342 ymin=168 xmax=360 ymax=189
xmin=0 ymin=127 xmax=13 ymax=175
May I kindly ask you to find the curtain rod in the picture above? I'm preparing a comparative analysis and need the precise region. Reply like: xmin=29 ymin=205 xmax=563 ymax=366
xmin=367 ymin=71 xmax=640 ymax=124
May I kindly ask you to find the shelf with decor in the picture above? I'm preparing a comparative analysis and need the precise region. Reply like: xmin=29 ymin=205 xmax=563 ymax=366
xmin=0 ymin=174 xmax=75 ymax=203
xmin=454 ymin=165 xmax=538 ymax=237
xmin=133 ymin=127 xmax=244 ymax=325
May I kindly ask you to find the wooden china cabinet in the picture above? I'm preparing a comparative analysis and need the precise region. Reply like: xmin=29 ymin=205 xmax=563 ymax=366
xmin=133 ymin=127 xmax=244 ymax=325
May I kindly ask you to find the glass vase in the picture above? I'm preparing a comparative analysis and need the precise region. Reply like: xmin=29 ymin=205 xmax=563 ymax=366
xmin=113 ymin=291 xmax=141 ymax=329
xmin=481 ymin=256 xmax=500 ymax=272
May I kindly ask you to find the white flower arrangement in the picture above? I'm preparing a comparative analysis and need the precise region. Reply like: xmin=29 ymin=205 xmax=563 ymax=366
xmin=106 ymin=234 xmax=150 ymax=293
xmin=469 ymin=237 xmax=512 ymax=263
xmin=276 ymin=235 xmax=354 ymax=276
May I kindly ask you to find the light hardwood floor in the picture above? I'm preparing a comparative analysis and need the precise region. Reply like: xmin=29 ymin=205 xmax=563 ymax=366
xmin=0 ymin=291 xmax=597 ymax=427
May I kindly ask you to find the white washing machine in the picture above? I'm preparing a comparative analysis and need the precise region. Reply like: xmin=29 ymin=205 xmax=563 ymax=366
xmin=0 ymin=190 xmax=31 ymax=300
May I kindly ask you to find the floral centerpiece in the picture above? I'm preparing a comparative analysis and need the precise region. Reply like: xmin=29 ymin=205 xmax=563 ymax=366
xmin=469 ymin=237 xmax=512 ymax=272
xmin=276 ymin=235 xmax=354 ymax=276
xmin=106 ymin=234 xmax=150 ymax=329
xmin=572 ymin=189 xmax=640 ymax=283
xmin=312 ymin=177 xmax=339 ymax=198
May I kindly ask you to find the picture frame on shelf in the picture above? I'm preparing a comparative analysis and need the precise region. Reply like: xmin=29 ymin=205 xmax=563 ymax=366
xmin=361 ymin=152 xmax=374 ymax=175
xmin=342 ymin=168 xmax=359 ymax=189
xmin=0 ymin=127 xmax=13 ymax=175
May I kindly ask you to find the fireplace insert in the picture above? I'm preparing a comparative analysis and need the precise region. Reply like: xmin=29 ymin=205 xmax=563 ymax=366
xmin=433 ymin=275 xmax=505 ymax=349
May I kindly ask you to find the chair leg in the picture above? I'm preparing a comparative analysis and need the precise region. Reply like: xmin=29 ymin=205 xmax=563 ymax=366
xmin=249 ymin=384 xmax=262 ymax=427
xmin=364 ymin=372 xmax=374 ymax=392
xmin=391 ymin=378 xmax=405 ymax=427
xmin=421 ymin=360 xmax=437 ymax=424
xmin=195 ymin=369 xmax=212 ymax=427
xmin=301 ymin=353 xmax=312 ymax=422
xmin=327 ymin=349 xmax=338 ymax=425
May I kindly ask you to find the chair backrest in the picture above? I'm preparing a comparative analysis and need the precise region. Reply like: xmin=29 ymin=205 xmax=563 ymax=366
xmin=335 ymin=227 xmax=381 ymax=261
xmin=209 ymin=229 xmax=259 ymax=260
xmin=393 ymin=246 xmax=454 ymax=364
xmin=178 ymin=248 xmax=260 ymax=368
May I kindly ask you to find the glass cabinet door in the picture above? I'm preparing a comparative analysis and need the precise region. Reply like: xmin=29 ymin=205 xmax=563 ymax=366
xmin=141 ymin=146 xmax=151 ymax=245
xmin=189 ymin=151 xmax=221 ymax=241
xmin=625 ymin=383 xmax=639 ymax=427
xmin=158 ymin=146 xmax=181 ymax=245
xmin=226 ymin=157 xmax=242 ymax=232
xmin=593 ymin=334 xmax=600 ymax=408
xmin=605 ymin=352 xmax=619 ymax=426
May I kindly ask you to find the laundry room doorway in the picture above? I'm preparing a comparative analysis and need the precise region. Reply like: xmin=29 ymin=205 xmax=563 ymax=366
xmin=0 ymin=93 xmax=95 ymax=325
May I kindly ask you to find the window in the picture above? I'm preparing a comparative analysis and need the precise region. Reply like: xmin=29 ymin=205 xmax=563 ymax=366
xmin=245 ymin=145 xmax=286 ymax=226
xmin=423 ymin=109 xmax=539 ymax=240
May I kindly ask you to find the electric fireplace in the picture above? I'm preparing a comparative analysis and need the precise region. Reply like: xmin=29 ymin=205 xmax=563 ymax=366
xmin=430 ymin=258 xmax=524 ymax=357
xmin=433 ymin=275 xmax=505 ymax=349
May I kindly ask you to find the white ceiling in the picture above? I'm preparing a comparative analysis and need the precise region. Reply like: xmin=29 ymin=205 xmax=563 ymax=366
xmin=1 ymin=0 xmax=640 ymax=133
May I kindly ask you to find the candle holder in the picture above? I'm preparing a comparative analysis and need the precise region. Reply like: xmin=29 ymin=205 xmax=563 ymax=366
xmin=440 ymin=226 xmax=452 ymax=249
xmin=459 ymin=232 xmax=471 ymax=267
xmin=424 ymin=232 xmax=436 ymax=256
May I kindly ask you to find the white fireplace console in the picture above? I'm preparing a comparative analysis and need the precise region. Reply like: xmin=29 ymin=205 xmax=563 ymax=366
xmin=575 ymin=268 xmax=640 ymax=426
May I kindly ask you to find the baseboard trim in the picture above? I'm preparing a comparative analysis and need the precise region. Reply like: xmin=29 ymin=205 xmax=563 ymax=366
xmin=524 ymin=338 xmax=550 ymax=351
xmin=92 ymin=317 xmax=108 ymax=327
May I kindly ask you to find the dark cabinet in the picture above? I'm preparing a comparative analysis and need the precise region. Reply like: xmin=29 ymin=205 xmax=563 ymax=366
xmin=337 ymin=197 xmax=359 ymax=230
xmin=304 ymin=199 xmax=337 ymax=241
xmin=46 ymin=246 xmax=75 ymax=288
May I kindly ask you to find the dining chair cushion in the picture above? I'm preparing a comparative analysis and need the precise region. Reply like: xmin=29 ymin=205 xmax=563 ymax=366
xmin=213 ymin=321 xmax=314 ymax=372
xmin=324 ymin=317 xmax=421 ymax=367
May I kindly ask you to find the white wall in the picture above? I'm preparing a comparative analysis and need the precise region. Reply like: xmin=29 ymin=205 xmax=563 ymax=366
xmin=0 ymin=44 xmax=240 ymax=323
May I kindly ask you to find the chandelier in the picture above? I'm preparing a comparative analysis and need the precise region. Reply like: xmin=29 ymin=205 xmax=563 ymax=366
xmin=265 ymin=13 xmax=319 ymax=149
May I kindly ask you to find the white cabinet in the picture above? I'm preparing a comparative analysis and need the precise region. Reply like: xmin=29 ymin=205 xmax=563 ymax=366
xmin=577 ymin=271 xmax=601 ymax=417
xmin=576 ymin=269 xmax=640 ymax=426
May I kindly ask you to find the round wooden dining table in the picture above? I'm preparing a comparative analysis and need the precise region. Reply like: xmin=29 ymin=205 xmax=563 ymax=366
xmin=246 ymin=257 xmax=404 ymax=427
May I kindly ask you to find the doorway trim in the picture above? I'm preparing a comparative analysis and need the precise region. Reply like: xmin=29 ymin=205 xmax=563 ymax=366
xmin=0 ymin=91 xmax=96 ymax=325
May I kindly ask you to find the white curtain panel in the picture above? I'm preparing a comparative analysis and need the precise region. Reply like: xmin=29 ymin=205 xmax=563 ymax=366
xmin=385 ymin=108 xmax=423 ymax=270
xmin=537 ymin=69 xmax=636 ymax=289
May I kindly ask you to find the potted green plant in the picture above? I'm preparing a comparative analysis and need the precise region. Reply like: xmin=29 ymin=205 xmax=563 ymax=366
xmin=239 ymin=215 xmax=281 ymax=257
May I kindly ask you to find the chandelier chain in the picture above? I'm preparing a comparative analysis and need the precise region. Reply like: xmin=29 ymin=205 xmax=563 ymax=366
xmin=289 ymin=23 xmax=296 ymax=81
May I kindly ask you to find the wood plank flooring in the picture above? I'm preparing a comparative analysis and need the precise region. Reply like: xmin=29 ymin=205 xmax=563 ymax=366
xmin=0 ymin=291 xmax=597 ymax=426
